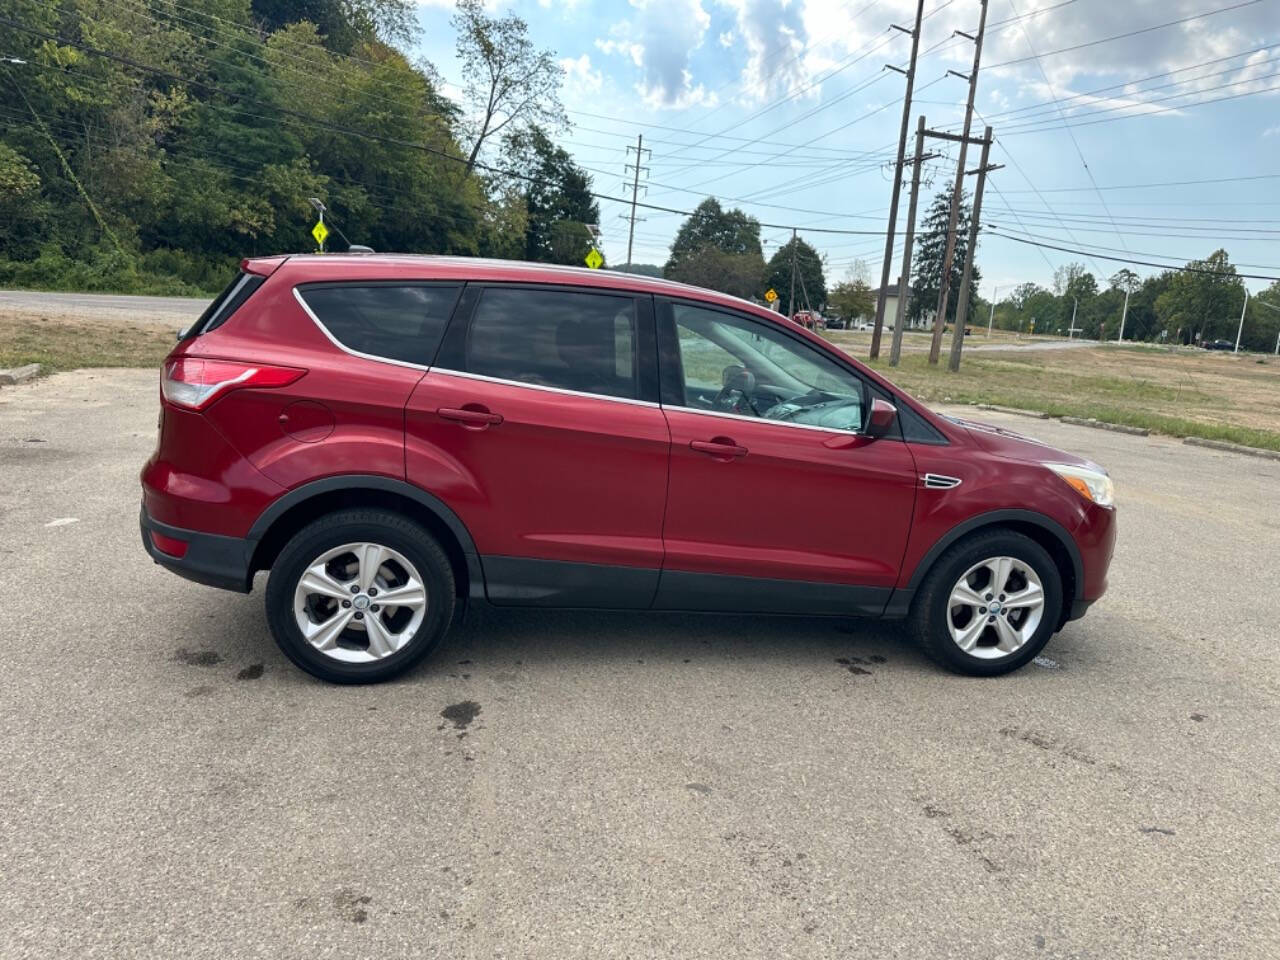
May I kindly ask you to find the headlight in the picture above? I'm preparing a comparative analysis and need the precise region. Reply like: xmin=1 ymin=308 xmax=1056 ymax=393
xmin=1046 ymin=462 xmax=1114 ymax=507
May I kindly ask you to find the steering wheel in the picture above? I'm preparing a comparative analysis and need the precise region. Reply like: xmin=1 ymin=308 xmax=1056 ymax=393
xmin=713 ymin=365 xmax=760 ymax=416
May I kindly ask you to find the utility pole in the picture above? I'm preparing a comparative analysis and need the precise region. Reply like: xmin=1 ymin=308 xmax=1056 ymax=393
xmin=928 ymin=0 xmax=990 ymax=366
xmin=987 ymin=285 xmax=998 ymax=337
xmin=624 ymin=134 xmax=649 ymax=273
xmin=1069 ymin=297 xmax=1078 ymax=339
xmin=870 ymin=0 xmax=926 ymax=360
xmin=787 ymin=227 xmax=798 ymax=319
xmin=948 ymin=126 xmax=999 ymax=372
xmin=1118 ymin=282 xmax=1131 ymax=342
xmin=890 ymin=116 xmax=932 ymax=367
xmin=1234 ymin=287 xmax=1250 ymax=353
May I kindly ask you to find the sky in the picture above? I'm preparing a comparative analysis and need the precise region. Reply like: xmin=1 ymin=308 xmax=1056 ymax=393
xmin=410 ymin=0 xmax=1280 ymax=297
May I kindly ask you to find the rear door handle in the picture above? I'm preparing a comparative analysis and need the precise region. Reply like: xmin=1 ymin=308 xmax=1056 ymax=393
xmin=690 ymin=438 xmax=748 ymax=460
xmin=437 ymin=406 xmax=503 ymax=428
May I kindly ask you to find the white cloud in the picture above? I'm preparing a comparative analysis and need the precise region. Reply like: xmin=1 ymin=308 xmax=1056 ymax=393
xmin=594 ymin=0 xmax=715 ymax=107
xmin=718 ymin=30 xmax=736 ymax=48
xmin=716 ymin=0 xmax=810 ymax=103
xmin=1264 ymin=125 xmax=1280 ymax=138
xmin=560 ymin=53 xmax=604 ymax=95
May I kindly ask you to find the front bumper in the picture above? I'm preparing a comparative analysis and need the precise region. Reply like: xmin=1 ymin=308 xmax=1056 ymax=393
xmin=140 ymin=505 xmax=254 ymax=593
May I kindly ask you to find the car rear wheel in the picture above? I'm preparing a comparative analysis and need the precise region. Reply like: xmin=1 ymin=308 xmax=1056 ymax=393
xmin=265 ymin=509 xmax=455 ymax=683
xmin=910 ymin=529 xmax=1063 ymax=676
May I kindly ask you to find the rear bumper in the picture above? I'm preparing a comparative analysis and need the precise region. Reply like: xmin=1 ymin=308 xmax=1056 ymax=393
xmin=140 ymin=505 xmax=254 ymax=593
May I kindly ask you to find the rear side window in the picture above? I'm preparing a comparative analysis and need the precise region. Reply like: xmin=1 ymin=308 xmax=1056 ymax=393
xmin=462 ymin=288 xmax=638 ymax=400
xmin=298 ymin=284 xmax=462 ymax=367
xmin=183 ymin=271 xmax=264 ymax=339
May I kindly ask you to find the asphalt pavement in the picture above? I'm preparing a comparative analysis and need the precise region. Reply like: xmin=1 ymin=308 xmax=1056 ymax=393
xmin=0 ymin=289 xmax=209 ymax=323
xmin=2 ymin=369 xmax=1278 ymax=959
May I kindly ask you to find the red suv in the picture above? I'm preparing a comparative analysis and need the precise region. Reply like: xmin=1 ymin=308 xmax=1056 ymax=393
xmin=141 ymin=255 xmax=1115 ymax=683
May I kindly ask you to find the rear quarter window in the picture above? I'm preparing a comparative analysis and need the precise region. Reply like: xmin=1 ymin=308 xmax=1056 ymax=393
xmin=298 ymin=283 xmax=463 ymax=367
xmin=183 ymin=271 xmax=264 ymax=339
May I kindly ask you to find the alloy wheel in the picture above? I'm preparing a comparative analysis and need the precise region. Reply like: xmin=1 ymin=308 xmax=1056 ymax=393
xmin=292 ymin=541 xmax=428 ymax=663
xmin=946 ymin=555 xmax=1045 ymax=659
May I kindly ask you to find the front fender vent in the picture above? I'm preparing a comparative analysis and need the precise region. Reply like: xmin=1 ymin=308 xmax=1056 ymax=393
xmin=923 ymin=473 xmax=962 ymax=490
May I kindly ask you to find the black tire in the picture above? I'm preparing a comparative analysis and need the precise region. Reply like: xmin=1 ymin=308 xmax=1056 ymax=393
xmin=265 ymin=509 xmax=455 ymax=684
xmin=910 ymin=529 xmax=1063 ymax=677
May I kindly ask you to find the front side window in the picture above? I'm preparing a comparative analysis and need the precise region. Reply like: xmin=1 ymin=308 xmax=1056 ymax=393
xmin=667 ymin=303 xmax=867 ymax=432
xmin=299 ymin=284 xmax=462 ymax=366
xmin=464 ymin=288 xmax=638 ymax=400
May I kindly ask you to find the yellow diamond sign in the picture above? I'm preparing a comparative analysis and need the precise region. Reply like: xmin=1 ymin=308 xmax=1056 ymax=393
xmin=584 ymin=247 xmax=603 ymax=270
xmin=311 ymin=219 xmax=329 ymax=249
xmin=764 ymin=288 xmax=778 ymax=303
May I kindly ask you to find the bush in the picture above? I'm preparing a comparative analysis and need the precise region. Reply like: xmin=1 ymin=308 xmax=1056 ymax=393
xmin=0 ymin=244 xmax=221 ymax=296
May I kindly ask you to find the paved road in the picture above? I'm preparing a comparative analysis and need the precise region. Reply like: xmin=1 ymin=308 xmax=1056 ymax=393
xmin=2 ymin=370 xmax=1278 ymax=959
xmin=0 ymin=289 xmax=209 ymax=322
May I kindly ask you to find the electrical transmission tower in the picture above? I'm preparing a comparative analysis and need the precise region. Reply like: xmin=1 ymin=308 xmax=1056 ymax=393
xmin=623 ymin=134 xmax=651 ymax=273
xmin=870 ymin=0 xmax=926 ymax=361
xmin=928 ymin=0 xmax=990 ymax=366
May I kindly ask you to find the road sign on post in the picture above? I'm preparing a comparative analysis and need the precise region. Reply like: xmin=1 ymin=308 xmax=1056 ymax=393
xmin=584 ymin=248 xmax=603 ymax=270
xmin=764 ymin=288 xmax=778 ymax=303
xmin=311 ymin=218 xmax=329 ymax=252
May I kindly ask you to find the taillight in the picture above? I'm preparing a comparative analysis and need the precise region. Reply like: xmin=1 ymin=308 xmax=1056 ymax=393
xmin=161 ymin=358 xmax=304 ymax=410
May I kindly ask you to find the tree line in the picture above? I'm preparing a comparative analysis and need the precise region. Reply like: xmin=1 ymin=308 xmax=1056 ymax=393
xmin=989 ymin=251 xmax=1280 ymax=353
xmin=0 ymin=0 xmax=599 ymax=293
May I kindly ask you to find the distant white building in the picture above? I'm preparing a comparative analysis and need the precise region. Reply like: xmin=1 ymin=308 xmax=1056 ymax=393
xmin=858 ymin=282 xmax=934 ymax=330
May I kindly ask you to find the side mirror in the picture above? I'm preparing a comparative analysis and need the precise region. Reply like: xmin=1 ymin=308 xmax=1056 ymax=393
xmin=864 ymin=398 xmax=898 ymax=439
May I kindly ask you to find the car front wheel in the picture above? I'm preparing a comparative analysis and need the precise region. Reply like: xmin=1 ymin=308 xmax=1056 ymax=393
xmin=265 ymin=509 xmax=455 ymax=683
xmin=911 ymin=529 xmax=1063 ymax=676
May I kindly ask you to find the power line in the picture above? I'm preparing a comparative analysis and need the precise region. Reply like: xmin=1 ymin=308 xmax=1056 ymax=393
xmin=996 ymin=172 xmax=1280 ymax=194
xmin=1001 ymin=0 xmax=1130 ymax=254
xmin=986 ymin=225 xmax=1280 ymax=279
xmin=976 ymin=44 xmax=1280 ymax=124
xmin=985 ymin=0 xmax=1267 ymax=70
xmin=999 ymin=79 xmax=1280 ymax=135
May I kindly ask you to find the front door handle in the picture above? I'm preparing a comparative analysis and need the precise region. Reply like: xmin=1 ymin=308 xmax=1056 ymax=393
xmin=690 ymin=437 xmax=748 ymax=460
xmin=438 ymin=406 xmax=503 ymax=428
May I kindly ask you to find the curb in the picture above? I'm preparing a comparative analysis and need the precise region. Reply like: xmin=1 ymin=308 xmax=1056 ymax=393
xmin=974 ymin=403 xmax=1051 ymax=420
xmin=1183 ymin=437 xmax=1280 ymax=462
xmin=1059 ymin=416 xmax=1149 ymax=437
xmin=0 ymin=363 xmax=40 ymax=386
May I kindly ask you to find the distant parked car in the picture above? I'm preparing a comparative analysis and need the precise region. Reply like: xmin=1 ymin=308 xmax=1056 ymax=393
xmin=1202 ymin=339 xmax=1234 ymax=351
xmin=852 ymin=320 xmax=873 ymax=332
xmin=791 ymin=310 xmax=825 ymax=331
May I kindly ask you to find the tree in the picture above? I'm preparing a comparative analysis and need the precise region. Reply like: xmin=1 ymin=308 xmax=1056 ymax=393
xmin=1053 ymin=262 xmax=1087 ymax=296
xmin=666 ymin=248 xmax=765 ymax=299
xmin=251 ymin=0 xmax=418 ymax=52
xmin=504 ymin=126 xmax=598 ymax=265
xmin=1249 ymin=281 xmax=1280 ymax=353
xmin=1110 ymin=268 xmax=1139 ymax=293
xmin=0 ymin=0 xmax=493 ymax=291
xmin=764 ymin=236 xmax=826 ymax=314
xmin=610 ymin=263 xmax=663 ymax=278
xmin=1155 ymin=250 xmax=1246 ymax=342
xmin=828 ymin=279 xmax=874 ymax=322
xmin=909 ymin=183 xmax=980 ymax=327
xmin=453 ymin=0 xmax=566 ymax=179
xmin=664 ymin=198 xmax=766 ymax=298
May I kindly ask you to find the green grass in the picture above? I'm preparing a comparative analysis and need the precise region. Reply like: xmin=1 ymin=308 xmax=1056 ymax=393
xmin=862 ymin=351 xmax=1280 ymax=452
xmin=0 ymin=314 xmax=174 ymax=375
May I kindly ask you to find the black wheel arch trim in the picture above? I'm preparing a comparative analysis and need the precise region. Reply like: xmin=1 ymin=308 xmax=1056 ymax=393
xmin=246 ymin=475 xmax=485 ymax=598
xmin=883 ymin=509 xmax=1084 ymax=618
